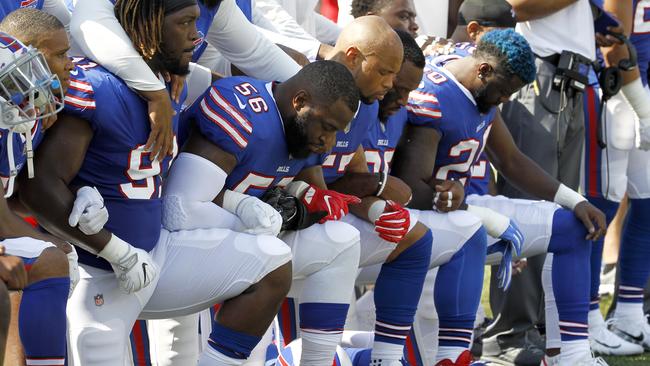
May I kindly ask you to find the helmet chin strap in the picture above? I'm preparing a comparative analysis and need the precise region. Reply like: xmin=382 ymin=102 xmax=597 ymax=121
xmin=2 ymin=95 xmax=36 ymax=198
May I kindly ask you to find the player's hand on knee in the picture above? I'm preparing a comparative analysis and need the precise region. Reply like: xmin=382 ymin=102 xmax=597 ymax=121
xmin=224 ymin=190 xmax=282 ymax=236
xmin=0 ymin=255 xmax=27 ymax=290
xmin=67 ymin=246 xmax=80 ymax=298
xmin=236 ymin=196 xmax=283 ymax=236
xmin=68 ymin=186 xmax=109 ymax=235
xmin=99 ymin=235 xmax=158 ymax=293
xmin=286 ymin=181 xmax=361 ymax=223
xmin=432 ymin=180 xmax=464 ymax=212
xmin=637 ymin=124 xmax=650 ymax=151
xmin=261 ymin=187 xmax=325 ymax=231
xmin=468 ymin=204 xmax=524 ymax=254
xmin=573 ymin=201 xmax=607 ymax=241
xmin=369 ymin=200 xmax=410 ymax=243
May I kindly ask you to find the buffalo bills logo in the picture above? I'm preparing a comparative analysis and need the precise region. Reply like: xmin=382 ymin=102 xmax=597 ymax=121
xmin=94 ymin=293 xmax=104 ymax=306
xmin=193 ymin=31 xmax=205 ymax=49
xmin=20 ymin=0 xmax=38 ymax=8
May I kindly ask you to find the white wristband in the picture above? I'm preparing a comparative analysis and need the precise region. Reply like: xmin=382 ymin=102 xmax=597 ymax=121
xmin=368 ymin=200 xmax=387 ymax=222
xmin=222 ymin=189 xmax=251 ymax=216
xmin=553 ymin=184 xmax=586 ymax=210
xmin=467 ymin=205 xmax=509 ymax=238
xmin=285 ymin=181 xmax=310 ymax=198
xmin=98 ymin=234 xmax=130 ymax=263
xmin=621 ymin=78 xmax=650 ymax=122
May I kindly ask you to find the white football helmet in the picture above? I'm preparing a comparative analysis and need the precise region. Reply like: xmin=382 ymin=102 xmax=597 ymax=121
xmin=0 ymin=32 xmax=64 ymax=196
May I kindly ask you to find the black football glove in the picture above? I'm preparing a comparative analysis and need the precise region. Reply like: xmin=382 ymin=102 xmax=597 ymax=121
xmin=261 ymin=187 xmax=327 ymax=231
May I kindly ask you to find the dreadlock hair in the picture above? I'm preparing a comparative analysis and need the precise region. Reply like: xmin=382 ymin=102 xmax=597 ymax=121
xmin=114 ymin=0 xmax=164 ymax=61
xmin=473 ymin=28 xmax=536 ymax=84
xmin=350 ymin=0 xmax=391 ymax=18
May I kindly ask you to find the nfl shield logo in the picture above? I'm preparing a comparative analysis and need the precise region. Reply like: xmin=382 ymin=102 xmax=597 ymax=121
xmin=94 ymin=294 xmax=104 ymax=306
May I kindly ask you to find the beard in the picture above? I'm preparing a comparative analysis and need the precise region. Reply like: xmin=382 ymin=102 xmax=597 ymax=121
xmin=473 ymin=84 xmax=493 ymax=114
xmin=155 ymin=45 xmax=192 ymax=76
xmin=378 ymin=89 xmax=399 ymax=121
xmin=285 ymin=111 xmax=312 ymax=159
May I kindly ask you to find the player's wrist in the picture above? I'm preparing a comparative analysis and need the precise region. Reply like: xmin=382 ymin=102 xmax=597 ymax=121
xmin=621 ymin=78 xmax=650 ymax=121
xmin=98 ymin=234 xmax=131 ymax=264
xmin=374 ymin=172 xmax=388 ymax=197
xmin=285 ymin=181 xmax=311 ymax=199
xmin=467 ymin=205 xmax=509 ymax=238
xmin=222 ymin=189 xmax=254 ymax=216
xmin=553 ymin=184 xmax=586 ymax=211
xmin=368 ymin=200 xmax=387 ymax=222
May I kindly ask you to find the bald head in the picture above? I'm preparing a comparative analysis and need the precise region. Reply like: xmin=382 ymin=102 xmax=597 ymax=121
xmin=331 ymin=16 xmax=403 ymax=103
xmin=334 ymin=16 xmax=402 ymax=60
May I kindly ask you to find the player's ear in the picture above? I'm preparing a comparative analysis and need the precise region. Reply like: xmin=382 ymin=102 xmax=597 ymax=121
xmin=478 ymin=63 xmax=493 ymax=80
xmin=344 ymin=46 xmax=364 ymax=70
xmin=292 ymin=90 xmax=310 ymax=112
xmin=467 ymin=21 xmax=482 ymax=43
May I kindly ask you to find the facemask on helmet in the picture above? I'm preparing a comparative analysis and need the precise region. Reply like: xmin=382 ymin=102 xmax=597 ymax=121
xmin=0 ymin=32 xmax=64 ymax=197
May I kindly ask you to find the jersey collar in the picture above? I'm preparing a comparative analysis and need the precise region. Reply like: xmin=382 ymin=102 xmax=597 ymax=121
xmin=438 ymin=65 xmax=477 ymax=106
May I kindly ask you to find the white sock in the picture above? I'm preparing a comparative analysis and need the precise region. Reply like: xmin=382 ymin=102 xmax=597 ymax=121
xmin=370 ymin=341 xmax=403 ymax=365
xmin=560 ymin=339 xmax=590 ymax=364
xmin=198 ymin=345 xmax=242 ymax=366
xmin=301 ymin=331 xmax=341 ymax=366
xmin=615 ymin=301 xmax=644 ymax=321
xmin=588 ymin=308 xmax=605 ymax=328
xmin=435 ymin=346 xmax=465 ymax=363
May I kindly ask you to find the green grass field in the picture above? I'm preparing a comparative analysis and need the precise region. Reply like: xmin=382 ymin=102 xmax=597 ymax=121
xmin=479 ymin=267 xmax=650 ymax=365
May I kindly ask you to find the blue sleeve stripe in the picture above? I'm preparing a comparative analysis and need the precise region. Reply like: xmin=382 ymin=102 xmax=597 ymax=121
xmin=199 ymin=99 xmax=248 ymax=148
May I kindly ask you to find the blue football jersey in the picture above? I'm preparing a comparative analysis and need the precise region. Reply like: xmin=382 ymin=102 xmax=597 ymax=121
xmin=193 ymin=1 xmax=220 ymax=62
xmin=0 ymin=0 xmax=43 ymax=19
xmin=188 ymin=76 xmax=320 ymax=198
xmin=632 ymin=0 xmax=650 ymax=86
xmin=467 ymin=152 xmax=491 ymax=195
xmin=407 ymin=58 xmax=495 ymax=189
xmin=426 ymin=45 xmax=495 ymax=195
xmin=361 ymin=107 xmax=407 ymax=174
xmin=235 ymin=0 xmax=252 ymax=21
xmin=63 ymin=58 xmax=185 ymax=269
xmin=321 ymin=101 xmax=378 ymax=183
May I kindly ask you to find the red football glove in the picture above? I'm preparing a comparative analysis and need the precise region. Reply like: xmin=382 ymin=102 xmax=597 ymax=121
xmin=287 ymin=182 xmax=361 ymax=223
xmin=374 ymin=200 xmax=410 ymax=243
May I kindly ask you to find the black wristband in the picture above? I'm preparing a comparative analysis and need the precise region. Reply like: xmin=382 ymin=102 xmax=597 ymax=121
xmin=374 ymin=172 xmax=387 ymax=196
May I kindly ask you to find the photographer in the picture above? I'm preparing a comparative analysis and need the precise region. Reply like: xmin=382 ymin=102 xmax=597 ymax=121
xmin=482 ymin=1 xmax=616 ymax=365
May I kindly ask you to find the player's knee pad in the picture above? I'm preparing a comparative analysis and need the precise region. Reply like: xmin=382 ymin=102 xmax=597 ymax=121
xmin=607 ymin=93 xmax=637 ymax=151
xmin=414 ymin=210 xmax=482 ymax=268
xmin=548 ymin=209 xmax=589 ymax=255
xmin=627 ymin=149 xmax=650 ymax=199
xmin=70 ymin=319 xmax=130 ymax=366
xmin=145 ymin=316 xmax=200 ymax=366
xmin=286 ymin=221 xmax=360 ymax=278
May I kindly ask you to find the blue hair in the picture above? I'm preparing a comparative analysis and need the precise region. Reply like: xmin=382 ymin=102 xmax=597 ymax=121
xmin=477 ymin=29 xmax=536 ymax=83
